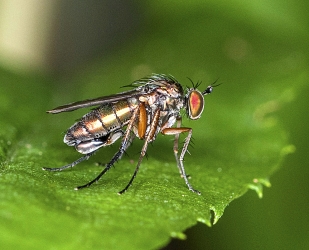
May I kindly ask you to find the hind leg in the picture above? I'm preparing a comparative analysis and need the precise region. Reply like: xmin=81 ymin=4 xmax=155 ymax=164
xmin=42 ymin=152 xmax=95 ymax=172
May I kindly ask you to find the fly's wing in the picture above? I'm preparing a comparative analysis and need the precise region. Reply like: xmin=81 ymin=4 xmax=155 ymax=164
xmin=47 ymin=89 xmax=141 ymax=114
xmin=47 ymin=74 xmax=178 ymax=114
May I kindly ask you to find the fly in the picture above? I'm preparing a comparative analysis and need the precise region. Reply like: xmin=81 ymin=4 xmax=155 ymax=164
xmin=43 ymin=74 xmax=218 ymax=195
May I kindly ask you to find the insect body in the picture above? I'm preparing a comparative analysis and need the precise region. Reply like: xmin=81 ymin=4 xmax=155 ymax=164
xmin=43 ymin=74 xmax=216 ymax=195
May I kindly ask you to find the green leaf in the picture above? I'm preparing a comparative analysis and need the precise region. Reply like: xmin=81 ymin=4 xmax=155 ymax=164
xmin=0 ymin=1 xmax=306 ymax=249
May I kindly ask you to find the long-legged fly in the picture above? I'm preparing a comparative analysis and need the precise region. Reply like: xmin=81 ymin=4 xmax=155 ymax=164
xmin=43 ymin=74 xmax=218 ymax=195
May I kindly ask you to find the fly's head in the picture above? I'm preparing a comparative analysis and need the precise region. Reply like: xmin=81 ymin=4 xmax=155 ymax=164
xmin=185 ymin=79 xmax=219 ymax=120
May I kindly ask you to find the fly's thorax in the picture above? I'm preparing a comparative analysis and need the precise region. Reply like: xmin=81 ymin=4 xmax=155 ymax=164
xmin=155 ymin=81 xmax=183 ymax=98
xmin=165 ymin=95 xmax=184 ymax=111
xmin=133 ymin=83 xmax=183 ymax=140
xmin=138 ymin=93 xmax=157 ymax=107
xmin=127 ymin=97 xmax=139 ymax=108
xmin=138 ymin=87 xmax=183 ymax=113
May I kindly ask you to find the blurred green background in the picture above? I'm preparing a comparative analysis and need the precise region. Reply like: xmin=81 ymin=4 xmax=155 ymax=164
xmin=0 ymin=0 xmax=308 ymax=249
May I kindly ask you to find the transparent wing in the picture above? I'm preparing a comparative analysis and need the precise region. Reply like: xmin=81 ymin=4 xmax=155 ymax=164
xmin=47 ymin=74 xmax=179 ymax=114
xmin=47 ymin=89 xmax=141 ymax=114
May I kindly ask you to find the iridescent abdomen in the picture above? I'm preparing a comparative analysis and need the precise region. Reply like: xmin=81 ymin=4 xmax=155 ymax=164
xmin=64 ymin=98 xmax=138 ymax=146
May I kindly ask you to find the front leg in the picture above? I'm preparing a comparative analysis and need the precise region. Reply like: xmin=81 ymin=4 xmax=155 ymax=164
xmin=162 ymin=125 xmax=201 ymax=195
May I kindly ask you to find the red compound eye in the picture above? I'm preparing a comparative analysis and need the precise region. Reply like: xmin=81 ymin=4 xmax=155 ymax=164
xmin=188 ymin=90 xmax=204 ymax=119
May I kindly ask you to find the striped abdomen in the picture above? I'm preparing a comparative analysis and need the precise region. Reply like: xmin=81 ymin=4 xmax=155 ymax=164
xmin=64 ymin=98 xmax=138 ymax=147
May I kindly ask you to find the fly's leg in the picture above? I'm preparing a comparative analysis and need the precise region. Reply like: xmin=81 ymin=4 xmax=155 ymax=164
xmin=42 ymin=129 xmax=123 ymax=172
xmin=162 ymin=125 xmax=201 ymax=195
xmin=170 ymin=117 xmax=191 ymax=178
xmin=97 ymin=133 xmax=135 ymax=167
xmin=95 ymin=130 xmax=131 ymax=167
xmin=75 ymin=107 xmax=139 ymax=190
xmin=173 ymin=117 xmax=183 ymax=175
xmin=42 ymin=152 xmax=95 ymax=171
xmin=75 ymin=143 xmax=127 ymax=190
xmin=118 ymin=108 xmax=161 ymax=195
